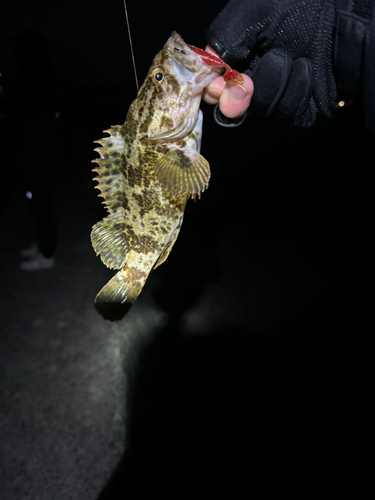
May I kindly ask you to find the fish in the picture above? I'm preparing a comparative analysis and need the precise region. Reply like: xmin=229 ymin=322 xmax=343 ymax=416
xmin=91 ymin=31 xmax=240 ymax=321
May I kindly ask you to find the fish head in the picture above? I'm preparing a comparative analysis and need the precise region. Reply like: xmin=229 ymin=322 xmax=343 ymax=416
xmin=132 ymin=31 xmax=223 ymax=142
xmin=163 ymin=31 xmax=224 ymax=96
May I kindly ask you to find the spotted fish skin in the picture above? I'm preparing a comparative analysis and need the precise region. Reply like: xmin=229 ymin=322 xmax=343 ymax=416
xmin=91 ymin=32 xmax=222 ymax=321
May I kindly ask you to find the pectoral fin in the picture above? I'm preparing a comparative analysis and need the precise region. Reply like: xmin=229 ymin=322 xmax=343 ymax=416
xmin=154 ymin=149 xmax=210 ymax=198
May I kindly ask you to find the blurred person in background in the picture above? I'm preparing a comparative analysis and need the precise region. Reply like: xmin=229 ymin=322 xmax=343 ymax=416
xmin=11 ymin=30 xmax=61 ymax=271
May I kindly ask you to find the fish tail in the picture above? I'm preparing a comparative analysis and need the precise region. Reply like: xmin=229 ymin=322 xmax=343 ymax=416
xmin=94 ymin=266 xmax=148 ymax=321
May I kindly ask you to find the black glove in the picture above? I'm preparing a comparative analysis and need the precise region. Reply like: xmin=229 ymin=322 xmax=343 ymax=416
xmin=207 ymin=0 xmax=337 ymax=127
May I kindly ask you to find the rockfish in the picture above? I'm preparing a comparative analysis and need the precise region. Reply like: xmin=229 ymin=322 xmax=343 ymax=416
xmin=91 ymin=31 xmax=239 ymax=321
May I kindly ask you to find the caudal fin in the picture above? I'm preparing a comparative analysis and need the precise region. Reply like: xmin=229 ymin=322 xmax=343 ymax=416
xmin=94 ymin=267 xmax=147 ymax=321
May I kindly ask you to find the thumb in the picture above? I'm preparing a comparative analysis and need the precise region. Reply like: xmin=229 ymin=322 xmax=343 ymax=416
xmin=218 ymin=75 xmax=253 ymax=119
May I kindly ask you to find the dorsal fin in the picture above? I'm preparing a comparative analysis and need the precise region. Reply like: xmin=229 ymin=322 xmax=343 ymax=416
xmin=91 ymin=213 xmax=128 ymax=270
xmin=92 ymin=125 xmax=127 ymax=213
xmin=91 ymin=126 xmax=129 ymax=270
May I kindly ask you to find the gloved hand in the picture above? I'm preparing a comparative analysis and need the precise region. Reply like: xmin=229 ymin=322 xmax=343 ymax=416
xmin=207 ymin=0 xmax=337 ymax=127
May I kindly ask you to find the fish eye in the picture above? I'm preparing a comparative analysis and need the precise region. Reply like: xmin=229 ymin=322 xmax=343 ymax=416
xmin=174 ymin=47 xmax=186 ymax=55
xmin=152 ymin=68 xmax=165 ymax=83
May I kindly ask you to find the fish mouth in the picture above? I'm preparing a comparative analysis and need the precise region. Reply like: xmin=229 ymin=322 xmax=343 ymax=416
xmin=168 ymin=31 xmax=199 ymax=73
xmin=167 ymin=31 xmax=222 ymax=92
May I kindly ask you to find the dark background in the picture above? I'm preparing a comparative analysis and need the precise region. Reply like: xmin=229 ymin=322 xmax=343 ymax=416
xmin=1 ymin=1 xmax=373 ymax=498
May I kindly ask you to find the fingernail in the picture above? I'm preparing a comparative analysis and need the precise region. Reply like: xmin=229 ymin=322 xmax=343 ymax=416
xmin=228 ymin=84 xmax=249 ymax=102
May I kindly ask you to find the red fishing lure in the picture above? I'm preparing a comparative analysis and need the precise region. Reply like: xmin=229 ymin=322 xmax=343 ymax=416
xmin=188 ymin=45 xmax=244 ymax=85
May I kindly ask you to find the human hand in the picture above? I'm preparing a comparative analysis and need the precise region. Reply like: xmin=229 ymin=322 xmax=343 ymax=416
xmin=202 ymin=46 xmax=254 ymax=120
xmin=207 ymin=0 xmax=337 ymax=127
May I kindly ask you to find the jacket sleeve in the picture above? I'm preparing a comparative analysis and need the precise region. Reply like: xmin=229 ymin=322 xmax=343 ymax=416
xmin=335 ymin=0 xmax=375 ymax=132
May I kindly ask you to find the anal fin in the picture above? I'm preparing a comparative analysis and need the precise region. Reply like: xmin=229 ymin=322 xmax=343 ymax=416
xmin=153 ymin=228 xmax=181 ymax=270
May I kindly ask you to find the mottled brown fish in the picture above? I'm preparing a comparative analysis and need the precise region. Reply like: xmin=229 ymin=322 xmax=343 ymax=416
xmin=91 ymin=31 xmax=226 ymax=321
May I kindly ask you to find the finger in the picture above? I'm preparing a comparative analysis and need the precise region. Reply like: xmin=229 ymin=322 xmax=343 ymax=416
xmin=202 ymin=76 xmax=226 ymax=105
xmin=218 ymin=74 xmax=254 ymax=119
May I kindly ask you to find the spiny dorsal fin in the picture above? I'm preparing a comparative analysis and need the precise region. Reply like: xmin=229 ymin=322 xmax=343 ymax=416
xmin=92 ymin=126 xmax=126 ymax=213
xmin=154 ymin=149 xmax=210 ymax=198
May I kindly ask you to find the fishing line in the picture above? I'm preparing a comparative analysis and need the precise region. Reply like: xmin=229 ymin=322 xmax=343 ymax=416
xmin=122 ymin=0 xmax=139 ymax=93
